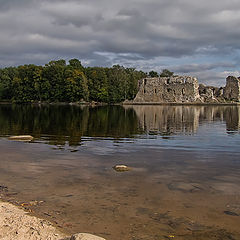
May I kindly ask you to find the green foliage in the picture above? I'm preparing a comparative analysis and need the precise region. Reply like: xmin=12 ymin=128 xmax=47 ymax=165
xmin=0 ymin=59 xmax=148 ymax=103
xmin=149 ymin=71 xmax=159 ymax=78
xmin=0 ymin=67 xmax=18 ymax=100
xmin=86 ymin=67 xmax=109 ymax=102
xmin=0 ymin=105 xmax=140 ymax=145
xmin=69 ymin=59 xmax=84 ymax=71
xmin=160 ymin=69 xmax=174 ymax=77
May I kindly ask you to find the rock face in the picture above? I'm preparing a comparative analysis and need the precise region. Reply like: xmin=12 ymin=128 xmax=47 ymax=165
xmin=198 ymin=84 xmax=220 ymax=102
xmin=71 ymin=233 xmax=106 ymax=240
xmin=133 ymin=76 xmax=200 ymax=103
xmin=223 ymin=76 xmax=240 ymax=101
xmin=131 ymin=75 xmax=240 ymax=104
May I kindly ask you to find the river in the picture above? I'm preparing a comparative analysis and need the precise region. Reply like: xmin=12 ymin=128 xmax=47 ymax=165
xmin=0 ymin=104 xmax=240 ymax=240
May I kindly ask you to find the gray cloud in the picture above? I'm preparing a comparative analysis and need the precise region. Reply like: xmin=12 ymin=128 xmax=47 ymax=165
xmin=0 ymin=0 xmax=240 ymax=85
xmin=171 ymin=62 xmax=237 ymax=73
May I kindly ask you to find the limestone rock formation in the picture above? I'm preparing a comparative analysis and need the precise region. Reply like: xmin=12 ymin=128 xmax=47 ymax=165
xmin=198 ymin=84 xmax=219 ymax=102
xmin=133 ymin=76 xmax=200 ymax=103
xmin=130 ymin=75 xmax=240 ymax=104
xmin=223 ymin=76 xmax=240 ymax=101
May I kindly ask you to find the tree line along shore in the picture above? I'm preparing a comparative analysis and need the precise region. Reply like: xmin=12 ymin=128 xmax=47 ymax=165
xmin=0 ymin=59 xmax=174 ymax=104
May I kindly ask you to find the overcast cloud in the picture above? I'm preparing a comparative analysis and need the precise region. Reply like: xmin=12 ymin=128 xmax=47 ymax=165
xmin=0 ymin=0 xmax=240 ymax=86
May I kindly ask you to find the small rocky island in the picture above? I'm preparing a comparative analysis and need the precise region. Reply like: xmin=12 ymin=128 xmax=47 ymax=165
xmin=127 ymin=76 xmax=240 ymax=104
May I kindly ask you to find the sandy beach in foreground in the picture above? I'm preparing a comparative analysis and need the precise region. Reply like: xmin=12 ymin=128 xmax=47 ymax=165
xmin=0 ymin=200 xmax=68 ymax=240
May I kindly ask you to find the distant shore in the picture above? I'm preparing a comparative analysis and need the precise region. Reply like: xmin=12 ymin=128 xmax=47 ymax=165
xmin=0 ymin=101 xmax=108 ymax=106
xmin=122 ymin=101 xmax=240 ymax=106
xmin=1 ymin=101 xmax=240 ymax=106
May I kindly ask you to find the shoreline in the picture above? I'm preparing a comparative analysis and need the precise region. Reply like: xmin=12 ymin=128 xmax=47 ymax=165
xmin=122 ymin=102 xmax=240 ymax=106
xmin=0 ymin=101 xmax=240 ymax=106
xmin=0 ymin=199 xmax=68 ymax=240
xmin=0 ymin=198 xmax=106 ymax=240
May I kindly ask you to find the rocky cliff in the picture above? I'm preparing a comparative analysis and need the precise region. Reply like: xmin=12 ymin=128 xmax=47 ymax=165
xmin=130 ymin=75 xmax=240 ymax=104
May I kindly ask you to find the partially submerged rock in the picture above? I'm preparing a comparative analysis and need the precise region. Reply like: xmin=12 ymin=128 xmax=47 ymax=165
xmin=113 ymin=165 xmax=131 ymax=172
xmin=224 ymin=211 xmax=239 ymax=216
xmin=71 ymin=233 xmax=106 ymax=240
xmin=8 ymin=135 xmax=34 ymax=141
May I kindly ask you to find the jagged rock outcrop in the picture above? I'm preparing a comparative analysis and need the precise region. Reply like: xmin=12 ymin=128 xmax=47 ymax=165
xmin=198 ymin=84 xmax=222 ymax=102
xmin=130 ymin=75 xmax=240 ymax=104
xmin=133 ymin=76 xmax=200 ymax=103
xmin=223 ymin=76 xmax=240 ymax=101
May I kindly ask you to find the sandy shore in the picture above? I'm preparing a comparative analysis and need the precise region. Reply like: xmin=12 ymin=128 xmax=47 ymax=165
xmin=0 ymin=201 xmax=68 ymax=240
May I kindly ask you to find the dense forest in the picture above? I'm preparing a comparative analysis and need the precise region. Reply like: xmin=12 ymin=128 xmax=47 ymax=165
xmin=0 ymin=59 xmax=174 ymax=103
xmin=0 ymin=59 xmax=149 ymax=103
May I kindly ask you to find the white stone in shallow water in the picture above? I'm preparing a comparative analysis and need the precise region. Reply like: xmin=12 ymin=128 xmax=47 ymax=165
xmin=113 ymin=165 xmax=131 ymax=172
xmin=8 ymin=135 xmax=34 ymax=141
xmin=70 ymin=233 xmax=106 ymax=240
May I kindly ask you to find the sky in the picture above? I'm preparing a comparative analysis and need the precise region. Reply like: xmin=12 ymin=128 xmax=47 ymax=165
xmin=0 ymin=0 xmax=240 ymax=86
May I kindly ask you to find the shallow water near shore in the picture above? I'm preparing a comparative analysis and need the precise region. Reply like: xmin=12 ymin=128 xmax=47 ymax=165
xmin=0 ymin=104 xmax=240 ymax=240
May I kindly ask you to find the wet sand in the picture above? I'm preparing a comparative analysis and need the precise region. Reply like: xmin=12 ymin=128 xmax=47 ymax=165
xmin=0 ymin=139 xmax=240 ymax=240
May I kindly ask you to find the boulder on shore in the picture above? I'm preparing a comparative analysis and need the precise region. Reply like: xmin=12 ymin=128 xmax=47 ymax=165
xmin=71 ymin=233 xmax=106 ymax=240
xmin=8 ymin=135 xmax=34 ymax=141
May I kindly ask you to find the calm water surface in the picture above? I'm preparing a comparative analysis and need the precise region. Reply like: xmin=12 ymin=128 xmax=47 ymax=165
xmin=0 ymin=105 xmax=240 ymax=240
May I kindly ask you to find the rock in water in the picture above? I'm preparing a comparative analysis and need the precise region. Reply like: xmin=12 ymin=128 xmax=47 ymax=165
xmin=113 ymin=165 xmax=131 ymax=172
xmin=71 ymin=233 xmax=106 ymax=240
xmin=224 ymin=211 xmax=239 ymax=216
xmin=8 ymin=135 xmax=34 ymax=141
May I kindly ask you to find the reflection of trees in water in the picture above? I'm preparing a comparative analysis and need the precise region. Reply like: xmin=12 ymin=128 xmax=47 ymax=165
xmin=0 ymin=105 xmax=140 ymax=146
xmin=0 ymin=105 xmax=240 ymax=146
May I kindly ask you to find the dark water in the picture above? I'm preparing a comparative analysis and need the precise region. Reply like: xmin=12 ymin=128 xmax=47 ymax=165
xmin=0 ymin=105 xmax=240 ymax=240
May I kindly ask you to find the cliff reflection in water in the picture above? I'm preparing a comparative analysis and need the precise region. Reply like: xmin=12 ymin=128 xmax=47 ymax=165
xmin=0 ymin=104 xmax=240 ymax=146
xmin=126 ymin=105 xmax=240 ymax=135
xmin=125 ymin=106 xmax=200 ymax=135
xmin=127 ymin=105 xmax=240 ymax=135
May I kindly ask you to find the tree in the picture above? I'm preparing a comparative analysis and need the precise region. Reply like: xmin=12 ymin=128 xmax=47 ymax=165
xmin=42 ymin=60 xmax=66 ymax=102
xmin=0 ymin=68 xmax=14 ymax=100
xmin=160 ymin=69 xmax=174 ymax=77
xmin=69 ymin=59 xmax=84 ymax=71
xmin=65 ymin=68 xmax=89 ymax=102
xmin=66 ymin=59 xmax=89 ymax=102
xmin=86 ymin=67 xmax=108 ymax=102
xmin=0 ymin=59 xmax=146 ymax=103
xmin=149 ymin=71 xmax=159 ymax=78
